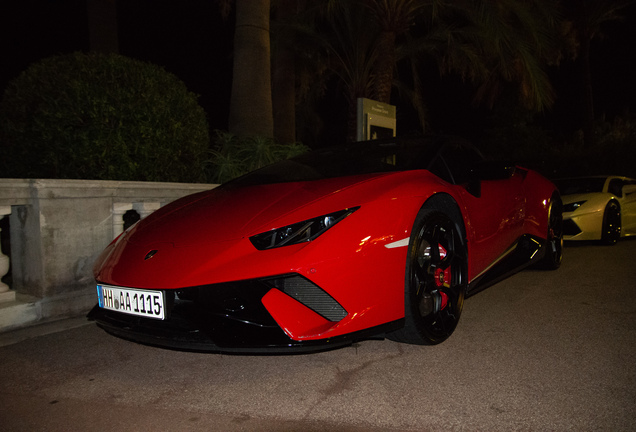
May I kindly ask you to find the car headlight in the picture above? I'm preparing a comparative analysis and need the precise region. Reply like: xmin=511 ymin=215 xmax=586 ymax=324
xmin=250 ymin=207 xmax=359 ymax=250
xmin=563 ymin=200 xmax=586 ymax=212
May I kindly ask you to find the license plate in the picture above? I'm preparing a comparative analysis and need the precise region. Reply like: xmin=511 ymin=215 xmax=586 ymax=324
xmin=97 ymin=284 xmax=165 ymax=320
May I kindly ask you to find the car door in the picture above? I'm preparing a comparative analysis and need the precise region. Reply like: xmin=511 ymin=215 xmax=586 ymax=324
xmin=437 ymin=142 xmax=526 ymax=280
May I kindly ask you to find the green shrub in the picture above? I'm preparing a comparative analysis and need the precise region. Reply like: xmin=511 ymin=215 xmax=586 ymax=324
xmin=206 ymin=130 xmax=309 ymax=184
xmin=0 ymin=52 xmax=209 ymax=182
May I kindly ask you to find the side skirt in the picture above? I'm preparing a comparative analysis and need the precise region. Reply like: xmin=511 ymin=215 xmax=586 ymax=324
xmin=466 ymin=234 xmax=546 ymax=297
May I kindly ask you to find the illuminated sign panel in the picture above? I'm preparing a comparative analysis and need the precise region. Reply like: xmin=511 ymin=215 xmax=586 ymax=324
xmin=356 ymin=98 xmax=396 ymax=141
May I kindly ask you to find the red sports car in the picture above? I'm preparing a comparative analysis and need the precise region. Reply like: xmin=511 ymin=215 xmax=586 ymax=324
xmin=88 ymin=136 xmax=563 ymax=353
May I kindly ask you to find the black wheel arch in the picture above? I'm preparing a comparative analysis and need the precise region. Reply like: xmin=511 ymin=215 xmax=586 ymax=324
xmin=601 ymin=199 xmax=622 ymax=244
xmin=421 ymin=193 xmax=467 ymax=246
xmin=608 ymin=198 xmax=621 ymax=211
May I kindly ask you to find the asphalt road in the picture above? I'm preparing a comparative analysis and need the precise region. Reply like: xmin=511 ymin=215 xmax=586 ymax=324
xmin=1 ymin=240 xmax=635 ymax=432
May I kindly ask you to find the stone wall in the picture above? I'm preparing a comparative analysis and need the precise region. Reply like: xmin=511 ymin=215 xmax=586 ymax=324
xmin=0 ymin=178 xmax=216 ymax=330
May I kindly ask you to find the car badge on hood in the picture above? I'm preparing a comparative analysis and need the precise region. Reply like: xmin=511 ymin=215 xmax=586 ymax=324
xmin=144 ymin=249 xmax=159 ymax=260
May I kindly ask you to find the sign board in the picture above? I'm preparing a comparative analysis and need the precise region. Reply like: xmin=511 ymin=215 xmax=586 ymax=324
xmin=356 ymin=98 xmax=396 ymax=141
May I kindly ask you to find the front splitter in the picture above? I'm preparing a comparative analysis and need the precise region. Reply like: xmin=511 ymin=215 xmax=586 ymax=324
xmin=87 ymin=304 xmax=401 ymax=354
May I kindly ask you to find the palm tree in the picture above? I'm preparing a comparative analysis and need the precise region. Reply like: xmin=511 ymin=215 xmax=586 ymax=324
xmin=322 ymin=5 xmax=382 ymax=139
xmin=561 ymin=0 xmax=632 ymax=147
xmin=454 ymin=0 xmax=560 ymax=110
xmin=219 ymin=0 xmax=300 ymax=142
xmin=218 ymin=0 xmax=562 ymax=143
xmin=271 ymin=0 xmax=298 ymax=144
xmin=311 ymin=0 xmax=561 ymax=139
xmin=358 ymin=0 xmax=437 ymax=104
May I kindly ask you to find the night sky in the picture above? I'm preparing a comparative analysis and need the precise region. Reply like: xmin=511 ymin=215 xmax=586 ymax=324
xmin=1 ymin=0 xmax=234 ymax=132
xmin=1 ymin=0 xmax=635 ymax=146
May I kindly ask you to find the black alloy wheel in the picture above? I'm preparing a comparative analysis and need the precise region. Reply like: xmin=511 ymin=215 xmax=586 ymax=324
xmin=390 ymin=210 xmax=467 ymax=345
xmin=601 ymin=201 xmax=621 ymax=245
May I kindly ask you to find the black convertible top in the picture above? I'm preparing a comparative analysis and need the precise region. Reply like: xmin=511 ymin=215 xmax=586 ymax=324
xmin=225 ymin=135 xmax=483 ymax=187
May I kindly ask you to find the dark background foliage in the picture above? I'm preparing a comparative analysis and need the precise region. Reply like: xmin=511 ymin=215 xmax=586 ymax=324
xmin=0 ymin=52 xmax=210 ymax=182
xmin=0 ymin=1 xmax=635 ymax=181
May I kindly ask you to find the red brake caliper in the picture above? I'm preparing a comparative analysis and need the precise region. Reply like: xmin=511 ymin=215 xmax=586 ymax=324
xmin=434 ymin=245 xmax=450 ymax=310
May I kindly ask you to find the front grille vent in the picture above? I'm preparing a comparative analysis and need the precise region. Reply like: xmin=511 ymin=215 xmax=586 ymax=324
xmin=266 ymin=275 xmax=348 ymax=322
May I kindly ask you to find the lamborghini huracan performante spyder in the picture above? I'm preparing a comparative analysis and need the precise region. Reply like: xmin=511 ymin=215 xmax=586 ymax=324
xmin=88 ymin=136 xmax=563 ymax=353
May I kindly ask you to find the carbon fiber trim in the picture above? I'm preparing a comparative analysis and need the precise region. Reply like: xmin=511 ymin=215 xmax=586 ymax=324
xmin=265 ymin=275 xmax=348 ymax=322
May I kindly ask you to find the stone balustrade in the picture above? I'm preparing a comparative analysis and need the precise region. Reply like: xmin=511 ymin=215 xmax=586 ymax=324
xmin=0 ymin=178 xmax=217 ymax=331
xmin=0 ymin=206 xmax=12 ymax=302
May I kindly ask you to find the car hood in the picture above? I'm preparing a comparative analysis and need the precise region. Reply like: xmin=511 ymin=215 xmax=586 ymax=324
xmin=561 ymin=192 xmax=612 ymax=206
xmin=124 ymin=173 xmax=392 ymax=248
xmin=561 ymin=193 xmax=595 ymax=205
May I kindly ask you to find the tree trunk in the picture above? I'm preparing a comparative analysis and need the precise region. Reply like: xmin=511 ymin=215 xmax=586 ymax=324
xmin=272 ymin=0 xmax=296 ymax=144
xmin=229 ymin=0 xmax=274 ymax=138
xmin=373 ymin=30 xmax=396 ymax=104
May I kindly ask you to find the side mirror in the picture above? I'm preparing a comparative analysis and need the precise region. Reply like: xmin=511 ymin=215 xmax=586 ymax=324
xmin=622 ymin=184 xmax=636 ymax=195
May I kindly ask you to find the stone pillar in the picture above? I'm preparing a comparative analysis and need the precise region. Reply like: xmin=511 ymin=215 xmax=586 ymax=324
xmin=0 ymin=206 xmax=14 ymax=302
xmin=112 ymin=202 xmax=133 ymax=238
xmin=134 ymin=202 xmax=161 ymax=219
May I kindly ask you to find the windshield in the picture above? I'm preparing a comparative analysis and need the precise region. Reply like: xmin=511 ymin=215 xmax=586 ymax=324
xmin=555 ymin=177 xmax=606 ymax=195
xmin=224 ymin=136 xmax=448 ymax=188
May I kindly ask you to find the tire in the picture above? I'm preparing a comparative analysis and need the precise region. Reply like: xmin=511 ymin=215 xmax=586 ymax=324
xmin=600 ymin=201 xmax=621 ymax=245
xmin=389 ymin=210 xmax=467 ymax=345
xmin=538 ymin=194 xmax=563 ymax=270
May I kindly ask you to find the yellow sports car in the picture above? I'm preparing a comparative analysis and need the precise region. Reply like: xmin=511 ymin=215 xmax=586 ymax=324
xmin=556 ymin=176 xmax=636 ymax=244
